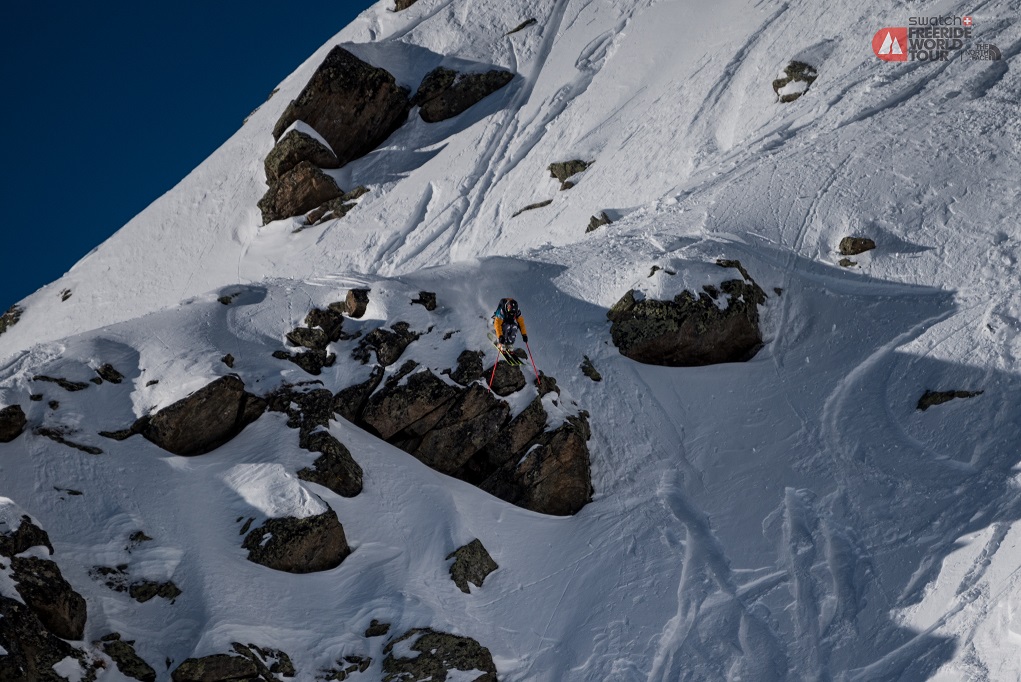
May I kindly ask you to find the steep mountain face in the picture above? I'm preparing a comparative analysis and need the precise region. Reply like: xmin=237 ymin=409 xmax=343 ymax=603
xmin=2 ymin=0 xmax=1021 ymax=680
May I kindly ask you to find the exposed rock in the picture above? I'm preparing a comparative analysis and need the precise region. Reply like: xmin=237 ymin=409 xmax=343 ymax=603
xmin=0 ymin=595 xmax=83 ymax=681
xmin=838 ymin=258 xmax=856 ymax=268
xmin=134 ymin=375 xmax=266 ymax=456
xmin=327 ymin=655 xmax=372 ymax=680
xmin=265 ymin=129 xmax=340 ymax=185
xmin=272 ymin=46 xmax=410 ymax=167
xmin=506 ymin=414 xmax=594 ymax=516
xmin=0 ymin=404 xmax=27 ymax=442
xmin=272 ymin=348 xmax=336 ymax=375
xmin=35 ymin=427 xmax=104 ymax=454
xmin=413 ymin=384 xmax=510 ymax=474
xmin=383 ymin=628 xmax=497 ymax=682
xmin=411 ymin=291 xmax=437 ymax=311
xmin=95 ymin=363 xmax=125 ymax=384
xmin=512 ymin=199 xmax=553 ymax=217
xmin=447 ymin=350 xmax=485 ymax=386
xmin=917 ymin=389 xmax=984 ymax=411
xmin=129 ymin=579 xmax=182 ymax=603
xmin=446 ymin=539 xmax=499 ymax=594
xmin=231 ymin=642 xmax=296 ymax=680
xmin=101 ymin=633 xmax=157 ymax=682
xmin=365 ymin=620 xmax=391 ymax=637
xmin=242 ymin=509 xmax=350 ymax=573
xmin=258 ymin=160 xmax=342 ymax=224
xmin=413 ymin=67 xmax=515 ymax=122
xmin=29 ymin=393 xmax=43 ymax=401
xmin=353 ymin=322 xmax=420 ymax=366
xmin=649 ymin=265 xmax=677 ymax=277
xmin=489 ymin=360 xmax=526 ymax=397
xmin=305 ymin=306 xmax=348 ymax=344
xmin=0 ymin=515 xmax=53 ymax=557
xmin=471 ymin=395 xmax=549 ymax=483
xmin=11 ymin=555 xmax=88 ymax=640
xmin=772 ymin=60 xmax=818 ymax=103
xmin=60 ymin=288 xmax=73 ymax=302
xmin=171 ymin=653 xmax=260 ymax=682
xmin=394 ymin=0 xmax=419 ymax=9
xmin=99 ymin=428 xmax=136 ymax=441
xmin=221 ymin=354 xmax=235 ymax=368
xmin=266 ymin=385 xmax=334 ymax=433
xmin=587 ymin=212 xmax=612 ymax=233
xmin=362 ymin=369 xmax=459 ymax=440
xmin=305 ymin=187 xmax=370 ymax=225
xmin=607 ymin=260 xmax=766 ymax=366
xmin=580 ymin=356 xmax=602 ymax=382
xmin=839 ymin=236 xmax=877 ymax=255
xmin=297 ymin=430 xmax=363 ymax=498
xmin=0 ymin=304 xmax=23 ymax=336
xmin=48 ymin=401 xmax=59 ymax=410
xmin=548 ymin=160 xmax=591 ymax=190
xmin=506 ymin=18 xmax=538 ymax=35
xmin=218 ymin=293 xmax=240 ymax=305
xmin=33 ymin=374 xmax=90 ymax=391
xmin=334 ymin=366 xmax=384 ymax=423
xmin=337 ymin=289 xmax=370 ymax=319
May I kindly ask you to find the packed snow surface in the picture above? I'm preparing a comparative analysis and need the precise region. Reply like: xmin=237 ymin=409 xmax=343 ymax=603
xmin=1 ymin=0 xmax=1020 ymax=679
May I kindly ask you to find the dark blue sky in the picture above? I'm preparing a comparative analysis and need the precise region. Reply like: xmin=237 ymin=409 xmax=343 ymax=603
xmin=0 ymin=1 xmax=375 ymax=310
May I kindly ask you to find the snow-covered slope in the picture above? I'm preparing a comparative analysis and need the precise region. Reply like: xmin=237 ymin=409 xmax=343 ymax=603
xmin=2 ymin=0 xmax=1021 ymax=679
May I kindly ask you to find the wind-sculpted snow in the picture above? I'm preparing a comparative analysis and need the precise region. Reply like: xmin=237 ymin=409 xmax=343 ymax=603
xmin=1 ymin=0 xmax=1020 ymax=678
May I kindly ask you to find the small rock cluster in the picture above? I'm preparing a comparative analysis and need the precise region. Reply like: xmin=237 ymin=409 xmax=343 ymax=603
xmin=772 ymin=60 xmax=818 ymax=103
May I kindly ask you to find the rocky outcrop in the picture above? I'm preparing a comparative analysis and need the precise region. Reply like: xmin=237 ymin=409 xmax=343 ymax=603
xmin=580 ymin=356 xmax=602 ymax=381
xmin=0 ymin=404 xmax=27 ymax=442
xmin=0 ymin=304 xmax=23 ymax=337
xmin=272 ymin=47 xmax=410 ymax=168
xmin=95 ymin=363 xmax=125 ymax=384
xmin=607 ymin=259 xmax=767 ymax=366
xmin=365 ymin=620 xmax=391 ymax=637
xmin=304 ymin=186 xmax=370 ymax=226
xmin=257 ymin=160 xmax=342 ymax=224
xmin=264 ymin=129 xmax=340 ymax=185
xmin=353 ymin=321 xmax=421 ymax=366
xmin=413 ymin=385 xmax=510 ymax=475
xmin=171 ymin=654 xmax=259 ymax=682
xmin=242 ymin=508 xmax=350 ymax=573
xmin=412 ymin=67 xmax=515 ymax=122
xmin=272 ymin=348 xmax=336 ymax=375
xmin=446 ymin=539 xmax=498 ymax=594
xmin=100 ymin=633 xmax=157 ymax=682
xmin=772 ymin=61 xmax=818 ymax=103
xmin=339 ymin=289 xmax=370 ymax=318
xmin=446 ymin=350 xmax=485 ymax=386
xmin=361 ymin=368 xmax=459 ymax=440
xmin=506 ymin=18 xmax=538 ymax=35
xmin=334 ymin=366 xmax=384 ymax=423
xmin=839 ymin=236 xmax=876 ymax=255
xmin=0 ymin=596 xmax=84 ymax=681
xmin=0 ymin=515 xmax=53 ymax=556
xmin=489 ymin=360 xmax=526 ymax=397
xmin=587 ymin=212 xmax=612 ymax=233
xmin=394 ymin=0 xmax=419 ymax=9
xmin=297 ymin=430 xmax=363 ymax=498
xmin=511 ymin=199 xmax=553 ymax=217
xmin=383 ymin=628 xmax=497 ymax=682
xmin=411 ymin=291 xmax=437 ymax=311
xmin=10 ymin=556 xmax=88 ymax=640
xmin=134 ymin=375 xmax=266 ymax=456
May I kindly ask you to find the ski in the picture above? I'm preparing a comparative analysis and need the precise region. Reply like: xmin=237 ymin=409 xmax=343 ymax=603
xmin=488 ymin=333 xmax=523 ymax=365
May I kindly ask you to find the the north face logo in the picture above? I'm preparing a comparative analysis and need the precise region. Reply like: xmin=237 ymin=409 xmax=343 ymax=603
xmin=872 ymin=27 xmax=908 ymax=61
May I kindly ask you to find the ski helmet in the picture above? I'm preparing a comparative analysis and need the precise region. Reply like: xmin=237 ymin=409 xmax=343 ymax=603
xmin=504 ymin=298 xmax=519 ymax=316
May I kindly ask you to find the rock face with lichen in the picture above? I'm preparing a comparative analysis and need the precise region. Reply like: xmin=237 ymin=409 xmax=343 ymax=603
xmin=446 ymin=539 xmax=499 ymax=593
xmin=839 ymin=236 xmax=876 ymax=255
xmin=607 ymin=260 xmax=767 ymax=367
xmin=264 ymin=128 xmax=340 ymax=185
xmin=272 ymin=46 xmax=410 ymax=168
xmin=0 ymin=404 xmax=27 ymax=442
xmin=412 ymin=67 xmax=515 ymax=122
xmin=133 ymin=375 xmax=266 ymax=456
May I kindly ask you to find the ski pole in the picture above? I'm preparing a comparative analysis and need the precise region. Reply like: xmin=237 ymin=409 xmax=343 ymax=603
xmin=488 ymin=347 xmax=501 ymax=390
xmin=524 ymin=340 xmax=541 ymax=385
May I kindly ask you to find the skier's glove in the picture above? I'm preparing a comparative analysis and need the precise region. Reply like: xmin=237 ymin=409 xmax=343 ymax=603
xmin=522 ymin=334 xmax=528 ymax=343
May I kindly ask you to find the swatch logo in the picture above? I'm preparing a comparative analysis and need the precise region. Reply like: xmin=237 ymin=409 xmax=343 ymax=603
xmin=873 ymin=27 xmax=908 ymax=61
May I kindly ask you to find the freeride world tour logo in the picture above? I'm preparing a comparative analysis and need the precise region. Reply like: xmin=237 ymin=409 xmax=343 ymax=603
xmin=872 ymin=15 xmax=996 ymax=61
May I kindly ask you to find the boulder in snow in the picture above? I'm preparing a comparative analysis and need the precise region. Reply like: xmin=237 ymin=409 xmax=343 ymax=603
xmin=0 ymin=404 xmax=27 ymax=442
xmin=0 ymin=596 xmax=86 ymax=680
xmin=412 ymin=67 xmax=515 ymax=123
xmin=0 ymin=305 xmax=23 ymax=337
xmin=607 ymin=259 xmax=766 ymax=366
xmin=134 ymin=375 xmax=266 ymax=456
xmin=100 ymin=633 xmax=157 ymax=682
xmin=272 ymin=46 xmax=410 ymax=168
xmin=772 ymin=61 xmax=818 ymax=103
xmin=839 ymin=236 xmax=877 ymax=255
xmin=171 ymin=653 xmax=259 ymax=682
xmin=446 ymin=539 xmax=499 ymax=594
xmin=297 ymin=430 xmax=364 ymax=498
xmin=10 ymin=556 xmax=88 ymax=640
xmin=548 ymin=159 xmax=592 ymax=190
xmin=242 ymin=508 xmax=350 ymax=573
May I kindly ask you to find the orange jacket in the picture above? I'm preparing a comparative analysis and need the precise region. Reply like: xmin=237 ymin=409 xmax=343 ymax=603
xmin=493 ymin=311 xmax=526 ymax=339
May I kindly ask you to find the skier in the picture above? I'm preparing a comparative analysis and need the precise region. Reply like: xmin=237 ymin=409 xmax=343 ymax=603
xmin=492 ymin=297 xmax=528 ymax=350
